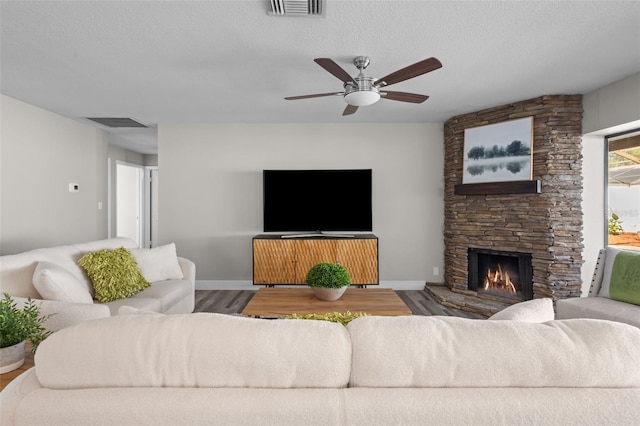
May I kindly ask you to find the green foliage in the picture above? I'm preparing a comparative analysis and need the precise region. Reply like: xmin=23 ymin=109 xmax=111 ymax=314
xmin=0 ymin=293 xmax=52 ymax=352
xmin=467 ymin=146 xmax=485 ymax=160
xmin=485 ymin=144 xmax=506 ymax=159
xmin=285 ymin=311 xmax=367 ymax=326
xmin=505 ymin=140 xmax=530 ymax=156
xmin=305 ymin=263 xmax=351 ymax=289
xmin=608 ymin=213 xmax=624 ymax=234
xmin=467 ymin=140 xmax=530 ymax=160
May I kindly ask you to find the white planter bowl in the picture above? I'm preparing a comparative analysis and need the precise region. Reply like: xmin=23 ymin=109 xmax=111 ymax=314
xmin=311 ymin=287 xmax=347 ymax=301
xmin=0 ymin=341 xmax=25 ymax=374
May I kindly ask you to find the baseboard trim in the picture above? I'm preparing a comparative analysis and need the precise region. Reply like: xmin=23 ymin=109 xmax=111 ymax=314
xmin=196 ymin=280 xmax=254 ymax=290
xmin=195 ymin=280 xmax=428 ymax=291
xmin=378 ymin=281 xmax=430 ymax=290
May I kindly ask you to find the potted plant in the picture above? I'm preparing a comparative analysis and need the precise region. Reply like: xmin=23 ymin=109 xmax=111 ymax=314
xmin=305 ymin=263 xmax=351 ymax=301
xmin=608 ymin=212 xmax=624 ymax=235
xmin=0 ymin=293 xmax=52 ymax=373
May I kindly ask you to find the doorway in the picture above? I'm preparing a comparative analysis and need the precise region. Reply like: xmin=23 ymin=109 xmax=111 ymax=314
xmin=110 ymin=160 xmax=158 ymax=249
xmin=116 ymin=162 xmax=144 ymax=246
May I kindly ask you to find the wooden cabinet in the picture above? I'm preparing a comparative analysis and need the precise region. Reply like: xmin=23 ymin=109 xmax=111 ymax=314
xmin=253 ymin=234 xmax=378 ymax=286
xmin=252 ymin=239 xmax=296 ymax=284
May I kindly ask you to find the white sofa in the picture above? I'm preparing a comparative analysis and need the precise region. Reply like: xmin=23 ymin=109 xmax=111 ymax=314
xmin=2 ymin=313 xmax=639 ymax=425
xmin=556 ymin=247 xmax=640 ymax=327
xmin=0 ymin=238 xmax=195 ymax=331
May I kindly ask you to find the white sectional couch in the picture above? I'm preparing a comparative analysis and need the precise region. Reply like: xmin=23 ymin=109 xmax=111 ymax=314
xmin=556 ymin=247 xmax=640 ymax=327
xmin=2 ymin=313 xmax=639 ymax=425
xmin=0 ymin=238 xmax=195 ymax=331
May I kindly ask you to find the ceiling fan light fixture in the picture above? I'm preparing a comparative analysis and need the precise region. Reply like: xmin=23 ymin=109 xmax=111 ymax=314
xmin=285 ymin=55 xmax=441 ymax=115
xmin=344 ymin=90 xmax=380 ymax=107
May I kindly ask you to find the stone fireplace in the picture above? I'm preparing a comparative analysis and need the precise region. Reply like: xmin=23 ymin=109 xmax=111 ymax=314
xmin=435 ymin=95 xmax=584 ymax=315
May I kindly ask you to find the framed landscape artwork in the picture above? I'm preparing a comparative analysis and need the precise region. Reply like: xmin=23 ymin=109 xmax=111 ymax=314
xmin=462 ymin=117 xmax=533 ymax=184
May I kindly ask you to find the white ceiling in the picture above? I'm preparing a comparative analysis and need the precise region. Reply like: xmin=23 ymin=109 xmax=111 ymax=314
xmin=2 ymin=1 xmax=639 ymax=155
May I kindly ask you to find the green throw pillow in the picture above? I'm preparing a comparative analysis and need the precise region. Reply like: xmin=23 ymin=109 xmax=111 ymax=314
xmin=78 ymin=247 xmax=150 ymax=303
xmin=609 ymin=251 xmax=640 ymax=306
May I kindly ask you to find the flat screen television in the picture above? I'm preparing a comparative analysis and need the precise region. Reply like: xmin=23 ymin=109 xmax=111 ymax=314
xmin=263 ymin=169 xmax=372 ymax=233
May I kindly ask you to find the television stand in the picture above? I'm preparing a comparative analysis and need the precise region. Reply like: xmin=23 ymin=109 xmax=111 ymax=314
xmin=280 ymin=231 xmax=355 ymax=239
xmin=253 ymin=234 xmax=378 ymax=286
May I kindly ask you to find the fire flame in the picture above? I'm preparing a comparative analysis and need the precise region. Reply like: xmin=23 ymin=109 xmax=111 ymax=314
xmin=483 ymin=263 xmax=517 ymax=294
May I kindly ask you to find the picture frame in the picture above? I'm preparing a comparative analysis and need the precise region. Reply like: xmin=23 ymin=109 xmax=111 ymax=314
xmin=462 ymin=117 xmax=533 ymax=184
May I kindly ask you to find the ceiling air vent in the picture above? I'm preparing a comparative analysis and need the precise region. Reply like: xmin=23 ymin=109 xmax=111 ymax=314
xmin=86 ymin=117 xmax=148 ymax=128
xmin=269 ymin=0 xmax=325 ymax=17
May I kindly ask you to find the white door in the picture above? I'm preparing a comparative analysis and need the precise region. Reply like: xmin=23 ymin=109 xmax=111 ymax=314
xmin=116 ymin=162 xmax=144 ymax=247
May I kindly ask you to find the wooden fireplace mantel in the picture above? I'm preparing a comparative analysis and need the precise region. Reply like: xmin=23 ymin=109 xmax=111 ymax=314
xmin=454 ymin=180 xmax=541 ymax=195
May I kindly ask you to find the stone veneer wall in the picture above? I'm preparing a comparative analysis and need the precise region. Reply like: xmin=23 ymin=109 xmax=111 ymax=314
xmin=443 ymin=95 xmax=584 ymax=303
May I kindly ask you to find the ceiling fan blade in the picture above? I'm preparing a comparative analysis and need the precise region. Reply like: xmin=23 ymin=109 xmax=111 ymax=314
xmin=314 ymin=58 xmax=357 ymax=84
xmin=374 ymin=57 xmax=442 ymax=88
xmin=380 ymin=91 xmax=429 ymax=104
xmin=343 ymin=104 xmax=359 ymax=116
xmin=285 ymin=92 xmax=343 ymax=100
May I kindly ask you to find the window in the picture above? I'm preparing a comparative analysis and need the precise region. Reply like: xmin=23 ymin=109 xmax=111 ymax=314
xmin=607 ymin=130 xmax=640 ymax=251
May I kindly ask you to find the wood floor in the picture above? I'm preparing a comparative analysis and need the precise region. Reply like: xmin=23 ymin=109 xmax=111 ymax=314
xmin=195 ymin=290 xmax=485 ymax=319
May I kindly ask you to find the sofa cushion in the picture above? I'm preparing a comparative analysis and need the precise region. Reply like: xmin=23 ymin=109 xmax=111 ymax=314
xmin=102 ymin=262 xmax=194 ymax=316
xmin=556 ymin=296 xmax=640 ymax=328
xmin=129 ymin=243 xmax=184 ymax=283
xmin=35 ymin=313 xmax=352 ymax=389
xmin=14 ymin=388 xmax=347 ymax=426
xmin=128 ymin=279 xmax=191 ymax=312
xmin=342 ymin=388 xmax=640 ymax=426
xmin=608 ymin=250 xmax=640 ymax=305
xmin=78 ymin=247 xmax=150 ymax=303
xmin=347 ymin=316 xmax=640 ymax=388
xmin=597 ymin=247 xmax=640 ymax=305
xmin=103 ymin=297 xmax=163 ymax=316
xmin=488 ymin=298 xmax=554 ymax=322
xmin=32 ymin=261 xmax=93 ymax=304
xmin=117 ymin=305 xmax=165 ymax=316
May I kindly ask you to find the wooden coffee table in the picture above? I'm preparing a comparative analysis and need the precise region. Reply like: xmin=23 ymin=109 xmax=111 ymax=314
xmin=242 ymin=287 xmax=412 ymax=317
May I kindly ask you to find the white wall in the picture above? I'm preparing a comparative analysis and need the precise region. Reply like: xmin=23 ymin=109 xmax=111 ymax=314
xmin=581 ymin=71 xmax=640 ymax=294
xmin=0 ymin=95 xmax=109 ymax=254
xmin=581 ymin=134 xmax=606 ymax=294
xmin=108 ymin=144 xmax=144 ymax=165
xmin=158 ymin=123 xmax=444 ymax=286
xmin=583 ymin=73 xmax=640 ymax=135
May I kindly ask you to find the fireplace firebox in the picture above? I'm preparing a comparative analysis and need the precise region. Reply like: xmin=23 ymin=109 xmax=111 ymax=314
xmin=468 ymin=248 xmax=533 ymax=301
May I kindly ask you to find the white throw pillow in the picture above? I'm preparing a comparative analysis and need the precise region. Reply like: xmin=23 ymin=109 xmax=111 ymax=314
xmin=32 ymin=261 xmax=94 ymax=304
xmin=129 ymin=243 xmax=184 ymax=283
xmin=597 ymin=247 xmax=624 ymax=299
xmin=488 ymin=298 xmax=554 ymax=322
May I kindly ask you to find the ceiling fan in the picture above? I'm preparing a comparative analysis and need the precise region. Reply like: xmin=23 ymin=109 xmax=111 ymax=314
xmin=285 ymin=56 xmax=442 ymax=116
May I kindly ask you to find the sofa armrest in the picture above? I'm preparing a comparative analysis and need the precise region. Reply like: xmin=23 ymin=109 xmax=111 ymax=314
xmin=12 ymin=297 xmax=111 ymax=332
xmin=588 ymin=248 xmax=607 ymax=296
xmin=177 ymin=257 xmax=196 ymax=284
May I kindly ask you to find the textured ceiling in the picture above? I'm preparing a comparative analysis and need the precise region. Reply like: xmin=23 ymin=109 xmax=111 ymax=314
xmin=1 ymin=1 xmax=639 ymax=154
